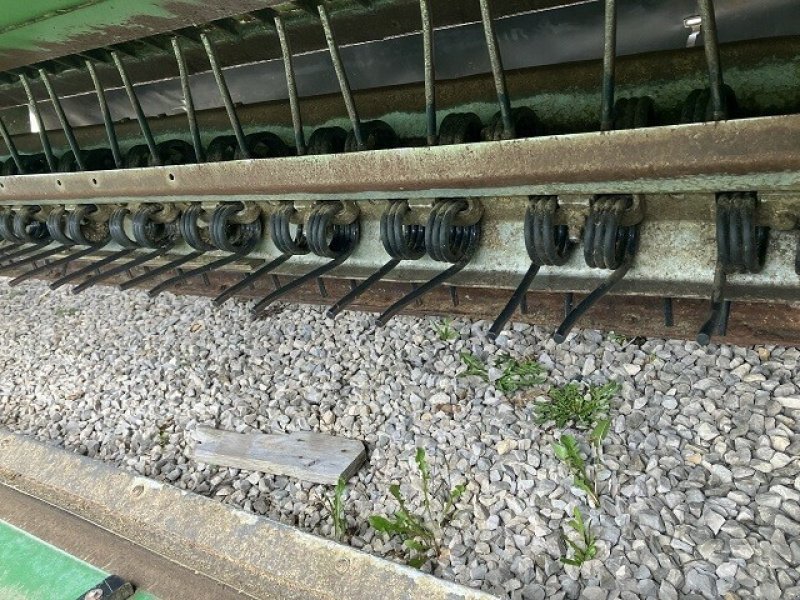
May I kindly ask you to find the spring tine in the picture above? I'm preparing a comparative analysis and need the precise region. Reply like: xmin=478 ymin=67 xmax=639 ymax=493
xmin=553 ymin=229 xmax=638 ymax=343
xmin=252 ymin=252 xmax=352 ymax=316
xmin=697 ymin=263 xmax=727 ymax=345
xmin=39 ymin=69 xmax=84 ymax=170
xmin=19 ymin=74 xmax=57 ymax=171
xmin=478 ymin=0 xmax=513 ymax=138
xmin=147 ymin=253 xmax=241 ymax=297
xmin=9 ymin=244 xmax=105 ymax=286
xmin=50 ymin=248 xmax=135 ymax=289
xmin=718 ymin=299 xmax=732 ymax=335
xmin=171 ymin=37 xmax=204 ymax=162
xmin=0 ymin=116 xmax=25 ymax=173
xmin=663 ymin=297 xmax=674 ymax=327
xmin=600 ymin=0 xmax=617 ymax=132
xmin=274 ymin=15 xmax=306 ymax=155
xmin=327 ymin=258 xmax=401 ymax=318
xmin=419 ymin=0 xmax=437 ymax=145
xmin=111 ymin=51 xmax=161 ymax=165
xmin=119 ymin=251 xmax=204 ymax=291
xmin=72 ymin=246 xmax=173 ymax=294
xmin=0 ymin=242 xmax=23 ymax=257
xmin=487 ymin=263 xmax=540 ymax=340
xmin=86 ymin=60 xmax=122 ymax=168
xmin=376 ymin=259 xmax=468 ymax=327
xmin=564 ymin=292 xmax=574 ymax=318
xmin=697 ymin=0 xmax=725 ymax=120
xmin=0 ymin=240 xmax=55 ymax=271
xmin=0 ymin=244 xmax=67 ymax=274
xmin=318 ymin=4 xmax=363 ymax=149
xmin=213 ymin=254 xmax=291 ymax=306
xmin=200 ymin=32 xmax=249 ymax=159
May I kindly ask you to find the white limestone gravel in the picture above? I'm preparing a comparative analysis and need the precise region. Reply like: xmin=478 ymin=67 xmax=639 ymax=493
xmin=1 ymin=278 xmax=799 ymax=600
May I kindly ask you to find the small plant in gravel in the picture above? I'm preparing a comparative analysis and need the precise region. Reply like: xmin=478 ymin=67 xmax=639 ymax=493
xmin=369 ymin=448 xmax=466 ymax=569
xmin=560 ymin=507 xmax=598 ymax=567
xmin=434 ymin=318 xmax=458 ymax=341
xmin=534 ymin=381 xmax=619 ymax=429
xmin=323 ymin=477 xmax=347 ymax=541
xmin=459 ymin=352 xmax=546 ymax=394
xmin=552 ymin=434 xmax=599 ymax=507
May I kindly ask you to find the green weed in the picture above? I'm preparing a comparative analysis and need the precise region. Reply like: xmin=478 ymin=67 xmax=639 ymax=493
xmin=560 ymin=507 xmax=598 ymax=567
xmin=534 ymin=381 xmax=619 ymax=429
xmin=434 ymin=318 xmax=458 ymax=341
xmin=324 ymin=477 xmax=347 ymax=541
xmin=553 ymin=434 xmax=599 ymax=507
xmin=459 ymin=352 xmax=546 ymax=394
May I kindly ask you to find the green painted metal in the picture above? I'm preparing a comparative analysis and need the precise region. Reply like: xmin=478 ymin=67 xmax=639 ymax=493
xmin=0 ymin=520 xmax=155 ymax=600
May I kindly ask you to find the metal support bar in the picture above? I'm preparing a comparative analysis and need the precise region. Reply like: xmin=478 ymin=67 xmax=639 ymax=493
xmin=318 ymin=4 xmax=363 ymax=150
xmin=86 ymin=60 xmax=122 ymax=168
xmin=697 ymin=0 xmax=725 ymax=121
xmin=201 ymin=32 xmax=249 ymax=159
xmin=111 ymin=51 xmax=160 ymax=165
xmin=172 ymin=37 xmax=204 ymax=162
xmin=39 ymin=69 xmax=84 ymax=170
xmin=18 ymin=74 xmax=56 ymax=171
xmin=478 ymin=0 xmax=514 ymax=139
xmin=600 ymin=0 xmax=617 ymax=132
xmin=0 ymin=116 xmax=24 ymax=173
xmin=419 ymin=0 xmax=437 ymax=145
xmin=274 ymin=15 xmax=306 ymax=155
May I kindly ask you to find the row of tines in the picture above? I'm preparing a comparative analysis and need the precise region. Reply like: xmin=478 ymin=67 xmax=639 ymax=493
xmin=0 ymin=193 xmax=776 ymax=345
xmin=0 ymin=0 xmax=736 ymax=176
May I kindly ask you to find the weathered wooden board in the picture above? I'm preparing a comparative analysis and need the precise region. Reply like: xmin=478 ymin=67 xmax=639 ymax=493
xmin=191 ymin=427 xmax=366 ymax=485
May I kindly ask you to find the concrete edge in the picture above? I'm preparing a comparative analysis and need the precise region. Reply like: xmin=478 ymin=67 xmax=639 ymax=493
xmin=0 ymin=430 xmax=497 ymax=600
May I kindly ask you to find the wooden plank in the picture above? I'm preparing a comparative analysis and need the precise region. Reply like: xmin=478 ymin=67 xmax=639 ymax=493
xmin=191 ymin=427 xmax=366 ymax=485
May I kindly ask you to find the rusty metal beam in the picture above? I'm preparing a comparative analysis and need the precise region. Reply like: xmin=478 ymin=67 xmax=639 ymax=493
xmin=1 ymin=115 xmax=798 ymax=203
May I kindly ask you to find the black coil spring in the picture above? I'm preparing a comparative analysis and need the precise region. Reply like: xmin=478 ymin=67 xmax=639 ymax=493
xmin=270 ymin=204 xmax=308 ymax=256
xmin=715 ymin=192 xmax=768 ymax=274
xmin=208 ymin=202 xmax=263 ymax=254
xmin=583 ymin=195 xmax=636 ymax=270
xmin=525 ymin=196 xmax=572 ymax=267
xmin=306 ymin=202 xmax=361 ymax=258
xmin=425 ymin=200 xmax=481 ymax=264
xmin=380 ymin=201 xmax=426 ymax=260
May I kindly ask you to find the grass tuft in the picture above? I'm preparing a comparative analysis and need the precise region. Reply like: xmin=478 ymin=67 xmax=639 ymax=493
xmin=534 ymin=381 xmax=619 ymax=429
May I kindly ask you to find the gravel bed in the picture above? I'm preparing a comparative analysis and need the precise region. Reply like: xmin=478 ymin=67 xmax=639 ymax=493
xmin=0 ymin=279 xmax=799 ymax=600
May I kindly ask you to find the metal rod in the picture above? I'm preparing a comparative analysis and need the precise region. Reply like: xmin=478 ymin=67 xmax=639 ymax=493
xmin=0 ymin=244 xmax=68 ymax=274
xmin=200 ymin=32 xmax=249 ymax=159
xmin=419 ymin=0 xmax=437 ymax=145
xmin=600 ymin=0 xmax=617 ymax=131
xmin=148 ymin=253 xmax=241 ymax=297
xmin=697 ymin=262 xmax=727 ymax=345
xmin=252 ymin=252 xmax=351 ymax=316
xmin=697 ymin=0 xmax=725 ymax=120
xmin=50 ymin=248 xmax=135 ymax=289
xmin=487 ymin=263 xmax=539 ymax=340
xmin=213 ymin=254 xmax=291 ymax=306
xmin=326 ymin=258 xmax=400 ymax=318
xmin=564 ymin=292 xmax=574 ymax=318
xmin=119 ymin=251 xmax=204 ymax=291
xmin=663 ymin=297 xmax=674 ymax=327
xmin=71 ymin=247 xmax=172 ymax=294
xmin=39 ymin=69 xmax=84 ymax=170
xmin=0 ymin=241 xmax=52 ymax=265
xmin=111 ymin=51 xmax=160 ymax=165
xmin=478 ymin=0 xmax=513 ymax=138
xmin=19 ymin=74 xmax=56 ymax=171
xmin=85 ymin=60 xmax=122 ymax=168
xmin=274 ymin=15 xmax=306 ymax=155
xmin=0 ymin=116 xmax=25 ymax=174
xmin=376 ymin=260 xmax=469 ymax=327
xmin=0 ymin=242 xmax=23 ymax=257
xmin=171 ymin=37 xmax=204 ymax=162
xmin=9 ymin=244 xmax=104 ymax=286
xmin=318 ymin=4 xmax=363 ymax=149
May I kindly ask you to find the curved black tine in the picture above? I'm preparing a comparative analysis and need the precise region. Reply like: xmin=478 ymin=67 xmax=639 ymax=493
xmin=0 ymin=116 xmax=25 ymax=174
xmin=326 ymin=258 xmax=401 ymax=318
xmin=9 ymin=244 xmax=105 ymax=286
xmin=697 ymin=263 xmax=727 ymax=346
xmin=147 ymin=252 xmax=241 ymax=298
xmin=478 ymin=0 xmax=513 ymax=138
xmin=317 ymin=4 xmax=363 ymax=149
xmin=0 ymin=241 xmax=50 ymax=263
xmin=119 ymin=251 xmax=204 ymax=291
xmin=0 ymin=242 xmax=24 ymax=257
xmin=487 ymin=263 xmax=540 ymax=340
xmin=39 ymin=69 xmax=84 ymax=170
xmin=19 ymin=74 xmax=56 ymax=171
xmin=0 ymin=244 xmax=63 ymax=273
xmin=172 ymin=37 xmax=204 ymax=162
xmin=419 ymin=0 xmax=437 ymax=145
xmin=600 ymin=0 xmax=617 ymax=131
xmin=252 ymin=251 xmax=353 ymax=316
xmin=213 ymin=254 xmax=291 ymax=306
xmin=663 ymin=297 xmax=675 ymax=327
xmin=71 ymin=246 xmax=173 ymax=294
xmin=718 ymin=299 xmax=732 ymax=336
xmin=564 ymin=292 xmax=574 ymax=318
xmin=697 ymin=0 xmax=725 ymax=120
xmin=86 ymin=60 xmax=122 ymax=168
xmin=376 ymin=259 xmax=468 ymax=327
xmin=553 ymin=228 xmax=639 ymax=343
xmin=274 ymin=15 xmax=306 ymax=155
xmin=111 ymin=51 xmax=160 ymax=165
xmin=50 ymin=247 xmax=136 ymax=289
xmin=200 ymin=32 xmax=249 ymax=159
